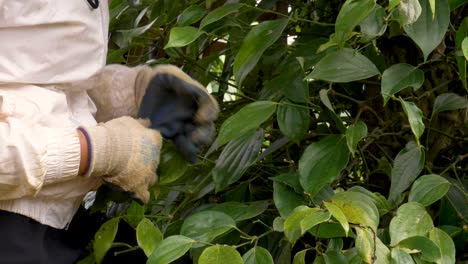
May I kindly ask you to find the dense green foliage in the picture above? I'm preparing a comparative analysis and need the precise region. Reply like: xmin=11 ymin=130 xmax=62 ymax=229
xmin=80 ymin=0 xmax=467 ymax=263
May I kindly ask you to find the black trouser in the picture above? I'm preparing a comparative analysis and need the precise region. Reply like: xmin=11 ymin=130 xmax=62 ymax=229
xmin=0 ymin=210 xmax=96 ymax=264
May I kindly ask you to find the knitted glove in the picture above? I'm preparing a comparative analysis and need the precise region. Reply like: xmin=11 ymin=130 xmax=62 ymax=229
xmin=79 ymin=117 xmax=162 ymax=203
xmin=136 ymin=65 xmax=219 ymax=162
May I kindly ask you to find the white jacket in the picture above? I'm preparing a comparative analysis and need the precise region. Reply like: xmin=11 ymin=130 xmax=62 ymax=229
xmin=0 ymin=0 xmax=118 ymax=229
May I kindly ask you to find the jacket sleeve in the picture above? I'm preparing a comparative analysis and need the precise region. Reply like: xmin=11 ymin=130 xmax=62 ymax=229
xmin=0 ymin=116 xmax=81 ymax=200
xmin=70 ymin=64 xmax=150 ymax=123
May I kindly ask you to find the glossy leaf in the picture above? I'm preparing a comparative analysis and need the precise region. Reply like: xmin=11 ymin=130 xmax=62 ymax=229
xmin=277 ymin=101 xmax=310 ymax=142
xmin=391 ymin=248 xmax=415 ymax=264
xmin=375 ymin=236 xmax=392 ymax=264
xmin=165 ymin=26 xmax=204 ymax=48
xmin=408 ymin=174 xmax=451 ymax=206
xmin=234 ymin=18 xmax=288 ymax=85
xmin=381 ymin=64 xmax=425 ymax=105
xmin=388 ymin=141 xmax=425 ymax=205
xmin=309 ymin=223 xmax=348 ymax=238
xmin=360 ymin=4 xmax=387 ymax=40
xmin=270 ymin=172 xmax=303 ymax=194
xmin=331 ymin=191 xmax=380 ymax=231
xmin=308 ymin=48 xmax=380 ymax=82
xmin=273 ymin=217 xmax=284 ymax=232
xmin=137 ymin=218 xmax=163 ymax=257
xmin=429 ymin=227 xmax=456 ymax=264
xmin=94 ymin=218 xmax=119 ymax=264
xmin=199 ymin=245 xmax=243 ymax=264
xmin=397 ymin=236 xmax=441 ymax=262
xmin=284 ymin=206 xmax=318 ymax=244
xmin=324 ymin=201 xmax=349 ymax=235
xmin=346 ymin=121 xmax=368 ymax=156
xmin=398 ymin=0 xmax=422 ymax=25
xmin=355 ymin=227 xmax=374 ymax=264
xmin=218 ymin=101 xmax=275 ymax=147
xmin=210 ymin=201 xmax=269 ymax=221
xmin=147 ymin=235 xmax=194 ymax=264
xmin=404 ymin=0 xmax=450 ymax=61
xmin=389 ymin=202 xmax=434 ymax=245
xmin=180 ymin=211 xmax=235 ymax=245
xmin=323 ymin=251 xmax=348 ymax=264
xmin=348 ymin=186 xmax=390 ymax=216
xmin=243 ymin=246 xmax=274 ymax=264
xmin=399 ymin=99 xmax=425 ymax=143
xmin=199 ymin=3 xmax=244 ymax=29
xmin=177 ymin=5 xmax=206 ymax=26
xmin=433 ymin=93 xmax=468 ymax=113
xmin=273 ymin=181 xmax=305 ymax=218
xmin=299 ymin=135 xmax=350 ymax=197
xmin=158 ymin=145 xmax=188 ymax=184
xmin=334 ymin=0 xmax=376 ymax=45
xmin=213 ymin=130 xmax=263 ymax=191
xmin=300 ymin=210 xmax=331 ymax=234
xmin=319 ymin=89 xmax=334 ymax=111
xmin=389 ymin=0 xmax=401 ymax=10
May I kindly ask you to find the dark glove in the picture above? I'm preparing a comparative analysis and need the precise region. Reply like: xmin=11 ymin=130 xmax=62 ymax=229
xmin=136 ymin=65 xmax=219 ymax=162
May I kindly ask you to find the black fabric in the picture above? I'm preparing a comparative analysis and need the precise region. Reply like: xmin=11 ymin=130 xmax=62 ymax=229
xmin=138 ymin=73 xmax=204 ymax=163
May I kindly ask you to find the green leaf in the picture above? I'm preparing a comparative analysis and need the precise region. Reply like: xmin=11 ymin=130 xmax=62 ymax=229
xmin=116 ymin=18 xmax=158 ymax=48
xmin=398 ymin=0 xmax=422 ymax=25
xmin=165 ymin=26 xmax=204 ymax=48
xmin=177 ymin=5 xmax=206 ymax=26
xmin=158 ymin=145 xmax=188 ymax=184
xmin=360 ymin=4 xmax=387 ymax=40
xmin=319 ymin=89 xmax=334 ymax=111
xmin=376 ymin=237 xmax=392 ymax=264
xmin=335 ymin=0 xmax=376 ymax=45
xmin=324 ymin=251 xmax=348 ymax=264
xmin=433 ymin=93 xmax=468 ymax=113
xmin=429 ymin=0 xmax=436 ymax=19
xmin=124 ymin=201 xmax=145 ymax=227
xmin=399 ymin=99 xmax=425 ymax=143
xmin=381 ymin=64 xmax=425 ymax=105
xmin=346 ymin=121 xmax=368 ymax=156
xmin=199 ymin=245 xmax=243 ymax=264
xmin=180 ymin=211 xmax=236 ymax=245
xmin=449 ymin=0 xmax=468 ymax=10
xmin=293 ymin=250 xmax=308 ymax=264
xmin=277 ymin=101 xmax=310 ymax=142
xmin=391 ymin=248 xmax=415 ymax=264
xmin=462 ymin=37 xmax=468 ymax=60
xmin=218 ymin=101 xmax=276 ymax=147
xmin=389 ymin=202 xmax=434 ymax=245
xmin=213 ymin=130 xmax=263 ymax=191
xmin=408 ymin=174 xmax=451 ymax=206
xmin=389 ymin=0 xmax=401 ymax=10
xmin=234 ymin=19 xmax=289 ymax=85
xmin=243 ymin=246 xmax=274 ymax=264
xmin=388 ymin=141 xmax=425 ymax=205
xmin=210 ymin=201 xmax=269 ymax=221
xmin=355 ymin=227 xmax=374 ymax=264
xmin=273 ymin=181 xmax=305 ymax=218
xmin=324 ymin=201 xmax=349 ymax=235
xmin=137 ymin=218 xmax=163 ymax=257
xmin=308 ymin=48 xmax=380 ymax=82
xmin=299 ymin=135 xmax=350 ymax=197
xmin=273 ymin=217 xmax=285 ymax=232
xmin=397 ymin=236 xmax=441 ymax=262
xmin=199 ymin=3 xmax=244 ymax=29
xmin=404 ymin=0 xmax=450 ymax=61
xmin=94 ymin=218 xmax=119 ymax=264
xmin=300 ymin=210 xmax=331 ymax=234
xmin=147 ymin=235 xmax=194 ymax=264
xmin=348 ymin=186 xmax=390 ymax=216
xmin=309 ymin=223 xmax=348 ymax=238
xmin=331 ymin=191 xmax=380 ymax=231
xmin=284 ymin=206 xmax=318 ymax=244
xmin=429 ymin=227 xmax=456 ymax=264
xmin=456 ymin=18 xmax=468 ymax=90
xmin=271 ymin=173 xmax=303 ymax=194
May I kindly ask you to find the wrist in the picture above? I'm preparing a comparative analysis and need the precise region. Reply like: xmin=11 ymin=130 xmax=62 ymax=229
xmin=77 ymin=128 xmax=90 ymax=176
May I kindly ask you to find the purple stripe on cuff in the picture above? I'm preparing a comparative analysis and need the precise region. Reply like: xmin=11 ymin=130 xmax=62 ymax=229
xmin=77 ymin=127 xmax=92 ymax=176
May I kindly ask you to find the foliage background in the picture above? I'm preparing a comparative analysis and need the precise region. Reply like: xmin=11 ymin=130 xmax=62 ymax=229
xmin=80 ymin=0 xmax=467 ymax=263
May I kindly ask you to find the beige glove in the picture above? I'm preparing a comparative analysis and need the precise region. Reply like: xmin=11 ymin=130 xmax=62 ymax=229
xmin=79 ymin=116 xmax=162 ymax=203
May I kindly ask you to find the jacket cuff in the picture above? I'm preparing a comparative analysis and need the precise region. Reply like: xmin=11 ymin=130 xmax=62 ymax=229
xmin=43 ymin=127 xmax=81 ymax=185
